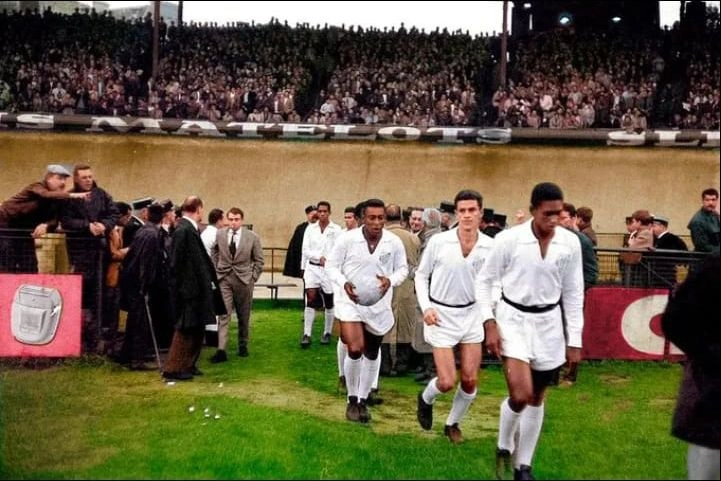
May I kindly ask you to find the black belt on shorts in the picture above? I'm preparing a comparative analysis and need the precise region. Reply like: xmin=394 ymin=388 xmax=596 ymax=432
xmin=308 ymin=260 xmax=323 ymax=266
xmin=429 ymin=295 xmax=475 ymax=308
xmin=501 ymin=294 xmax=559 ymax=313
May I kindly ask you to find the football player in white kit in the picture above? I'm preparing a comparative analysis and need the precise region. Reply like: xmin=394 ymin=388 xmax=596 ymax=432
xmin=476 ymin=182 xmax=584 ymax=481
xmin=414 ymin=189 xmax=494 ymax=444
xmin=326 ymin=198 xmax=408 ymax=423
xmin=301 ymin=201 xmax=342 ymax=348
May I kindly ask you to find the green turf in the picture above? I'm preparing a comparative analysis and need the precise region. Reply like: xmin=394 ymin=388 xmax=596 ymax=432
xmin=0 ymin=299 xmax=686 ymax=479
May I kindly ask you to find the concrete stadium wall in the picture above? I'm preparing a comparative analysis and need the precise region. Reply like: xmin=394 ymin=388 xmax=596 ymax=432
xmin=1 ymin=131 xmax=718 ymax=249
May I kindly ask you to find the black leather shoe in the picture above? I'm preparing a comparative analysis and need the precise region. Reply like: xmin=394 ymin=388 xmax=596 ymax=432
xmin=300 ymin=334 xmax=311 ymax=349
xmin=416 ymin=391 xmax=433 ymax=430
xmin=346 ymin=396 xmax=360 ymax=422
xmin=210 ymin=350 xmax=228 ymax=363
xmin=496 ymin=448 xmax=513 ymax=480
xmin=163 ymin=371 xmax=193 ymax=381
xmin=444 ymin=423 xmax=463 ymax=444
xmin=238 ymin=346 xmax=249 ymax=357
xmin=514 ymin=465 xmax=534 ymax=481
xmin=320 ymin=332 xmax=331 ymax=344
xmin=357 ymin=399 xmax=371 ymax=423
xmin=366 ymin=388 xmax=384 ymax=406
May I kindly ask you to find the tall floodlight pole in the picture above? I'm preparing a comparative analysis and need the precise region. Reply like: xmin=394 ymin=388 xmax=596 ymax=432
xmin=500 ymin=0 xmax=508 ymax=89
xmin=178 ymin=0 xmax=183 ymax=26
xmin=152 ymin=1 xmax=160 ymax=81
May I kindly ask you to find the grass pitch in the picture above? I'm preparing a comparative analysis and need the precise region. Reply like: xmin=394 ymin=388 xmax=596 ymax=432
xmin=1 ymin=300 xmax=686 ymax=479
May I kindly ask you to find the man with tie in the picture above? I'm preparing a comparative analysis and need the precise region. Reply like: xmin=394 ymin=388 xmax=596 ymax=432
xmin=210 ymin=207 xmax=265 ymax=362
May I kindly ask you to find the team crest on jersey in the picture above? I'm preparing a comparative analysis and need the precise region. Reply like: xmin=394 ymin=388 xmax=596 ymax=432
xmin=472 ymin=257 xmax=485 ymax=273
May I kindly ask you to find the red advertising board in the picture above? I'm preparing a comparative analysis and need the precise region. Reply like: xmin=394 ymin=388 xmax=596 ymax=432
xmin=582 ymin=287 xmax=683 ymax=361
xmin=0 ymin=274 xmax=82 ymax=357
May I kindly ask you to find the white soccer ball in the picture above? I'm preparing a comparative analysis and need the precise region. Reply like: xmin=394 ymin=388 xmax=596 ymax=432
xmin=348 ymin=269 xmax=385 ymax=306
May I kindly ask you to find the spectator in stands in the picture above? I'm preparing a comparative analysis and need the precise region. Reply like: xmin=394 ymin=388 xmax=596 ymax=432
xmin=0 ymin=164 xmax=89 ymax=273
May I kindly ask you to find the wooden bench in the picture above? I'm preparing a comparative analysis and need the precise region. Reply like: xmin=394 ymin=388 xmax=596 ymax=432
xmin=254 ymin=282 xmax=297 ymax=301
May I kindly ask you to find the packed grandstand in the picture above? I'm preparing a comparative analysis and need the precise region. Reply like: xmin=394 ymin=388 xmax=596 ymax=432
xmin=0 ymin=4 xmax=718 ymax=130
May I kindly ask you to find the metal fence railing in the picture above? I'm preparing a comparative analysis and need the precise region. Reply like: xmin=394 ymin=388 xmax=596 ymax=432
xmin=596 ymin=247 xmax=708 ymax=289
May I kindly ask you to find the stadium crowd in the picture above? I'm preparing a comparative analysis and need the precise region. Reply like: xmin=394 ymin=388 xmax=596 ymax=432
xmin=0 ymin=5 xmax=718 ymax=129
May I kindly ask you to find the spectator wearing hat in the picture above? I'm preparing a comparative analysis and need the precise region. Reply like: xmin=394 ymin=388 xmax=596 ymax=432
xmin=439 ymin=201 xmax=456 ymax=231
xmin=480 ymin=208 xmax=494 ymax=232
xmin=152 ymin=199 xmax=178 ymax=350
xmin=123 ymin=197 xmax=154 ymax=248
xmin=1 ymin=164 xmax=90 ymax=273
xmin=117 ymin=201 xmax=166 ymax=370
xmin=650 ymin=215 xmax=688 ymax=289
xmin=283 ymin=204 xmax=318 ymax=279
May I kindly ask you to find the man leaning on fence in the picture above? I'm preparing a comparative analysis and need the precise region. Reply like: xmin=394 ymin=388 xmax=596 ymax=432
xmin=59 ymin=163 xmax=119 ymax=354
xmin=1 ymin=164 xmax=89 ymax=273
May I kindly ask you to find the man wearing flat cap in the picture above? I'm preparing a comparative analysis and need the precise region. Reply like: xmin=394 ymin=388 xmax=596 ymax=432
xmin=1 ymin=164 xmax=90 ymax=273
xmin=650 ymin=215 xmax=688 ymax=289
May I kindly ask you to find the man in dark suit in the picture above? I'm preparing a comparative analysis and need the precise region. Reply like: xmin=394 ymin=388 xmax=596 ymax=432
xmin=163 ymin=196 xmax=225 ymax=381
xmin=209 ymin=207 xmax=264 ymax=362
xmin=59 ymin=164 xmax=119 ymax=353
xmin=118 ymin=202 xmax=164 ymax=370
xmin=650 ymin=214 xmax=689 ymax=289
xmin=123 ymin=197 xmax=153 ymax=248
xmin=283 ymin=204 xmax=317 ymax=278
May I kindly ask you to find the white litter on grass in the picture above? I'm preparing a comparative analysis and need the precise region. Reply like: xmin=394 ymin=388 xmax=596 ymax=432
xmin=204 ymin=407 xmax=210 ymax=414
xmin=165 ymin=381 xmax=176 ymax=386
xmin=218 ymin=383 xmax=224 ymax=388
xmin=214 ymin=414 xmax=221 ymax=420
xmin=188 ymin=406 xmax=196 ymax=413
xmin=204 ymin=413 xmax=211 ymax=418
